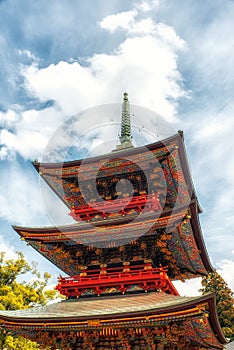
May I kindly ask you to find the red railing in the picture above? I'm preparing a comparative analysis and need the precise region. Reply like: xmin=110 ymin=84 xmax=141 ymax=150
xmin=56 ymin=265 xmax=179 ymax=298
xmin=69 ymin=194 xmax=162 ymax=221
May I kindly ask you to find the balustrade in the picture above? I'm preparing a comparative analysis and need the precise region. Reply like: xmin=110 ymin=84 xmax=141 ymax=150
xmin=56 ymin=264 xmax=179 ymax=298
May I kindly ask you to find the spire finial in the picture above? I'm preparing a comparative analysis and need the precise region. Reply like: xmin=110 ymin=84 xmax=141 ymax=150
xmin=118 ymin=92 xmax=133 ymax=149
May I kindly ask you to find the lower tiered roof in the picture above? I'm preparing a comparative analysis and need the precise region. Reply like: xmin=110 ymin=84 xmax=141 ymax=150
xmin=0 ymin=292 xmax=226 ymax=349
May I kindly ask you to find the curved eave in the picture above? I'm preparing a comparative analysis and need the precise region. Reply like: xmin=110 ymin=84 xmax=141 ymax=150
xmin=206 ymin=293 xmax=227 ymax=345
xmin=13 ymin=200 xmax=212 ymax=275
xmin=190 ymin=200 xmax=214 ymax=273
xmin=0 ymin=293 xmax=215 ymax=322
xmin=0 ymin=292 xmax=226 ymax=346
xmin=12 ymin=203 xmax=187 ymax=236
xmin=33 ymin=133 xmax=182 ymax=170
xmin=176 ymin=131 xmax=201 ymax=210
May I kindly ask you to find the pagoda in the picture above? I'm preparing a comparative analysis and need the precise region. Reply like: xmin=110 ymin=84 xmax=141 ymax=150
xmin=0 ymin=93 xmax=226 ymax=349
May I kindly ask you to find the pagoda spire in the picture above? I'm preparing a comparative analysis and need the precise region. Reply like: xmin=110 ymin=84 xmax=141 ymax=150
xmin=117 ymin=92 xmax=133 ymax=149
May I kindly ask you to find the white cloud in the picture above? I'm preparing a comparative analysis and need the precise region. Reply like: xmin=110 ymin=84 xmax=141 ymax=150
xmin=174 ymin=277 xmax=202 ymax=296
xmin=156 ymin=23 xmax=186 ymax=50
xmin=0 ymin=241 xmax=17 ymax=260
xmin=182 ymin=104 xmax=234 ymax=261
xmin=0 ymin=109 xmax=20 ymax=129
xmin=0 ymin=106 xmax=65 ymax=161
xmin=18 ymin=49 xmax=38 ymax=61
xmin=216 ymin=259 xmax=234 ymax=292
xmin=174 ymin=259 xmax=234 ymax=296
xmin=0 ymin=156 xmax=74 ymax=227
xmin=0 ymin=12 xmax=186 ymax=166
xmin=23 ymin=29 xmax=185 ymax=121
xmin=135 ymin=1 xmax=162 ymax=13
xmin=100 ymin=6 xmax=186 ymax=51
xmin=99 ymin=10 xmax=137 ymax=32
xmin=23 ymin=61 xmax=103 ymax=116
xmin=174 ymin=259 xmax=234 ymax=295
xmin=135 ymin=2 xmax=151 ymax=13
xmin=0 ymin=5 xmax=186 ymax=165
xmin=0 ymin=162 xmax=46 ymax=225
xmin=130 ymin=18 xmax=156 ymax=34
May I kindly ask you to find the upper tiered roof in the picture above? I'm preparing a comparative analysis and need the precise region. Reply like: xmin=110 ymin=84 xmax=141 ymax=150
xmin=33 ymin=132 xmax=195 ymax=221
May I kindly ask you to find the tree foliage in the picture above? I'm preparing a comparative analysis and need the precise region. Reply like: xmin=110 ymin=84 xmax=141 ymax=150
xmin=200 ymin=270 xmax=234 ymax=341
xmin=0 ymin=251 xmax=58 ymax=349
xmin=1 ymin=335 xmax=39 ymax=350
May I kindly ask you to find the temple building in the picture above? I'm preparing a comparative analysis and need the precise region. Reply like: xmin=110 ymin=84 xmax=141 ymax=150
xmin=0 ymin=93 xmax=226 ymax=349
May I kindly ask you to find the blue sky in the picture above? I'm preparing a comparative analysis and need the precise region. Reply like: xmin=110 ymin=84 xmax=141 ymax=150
xmin=0 ymin=0 xmax=234 ymax=294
